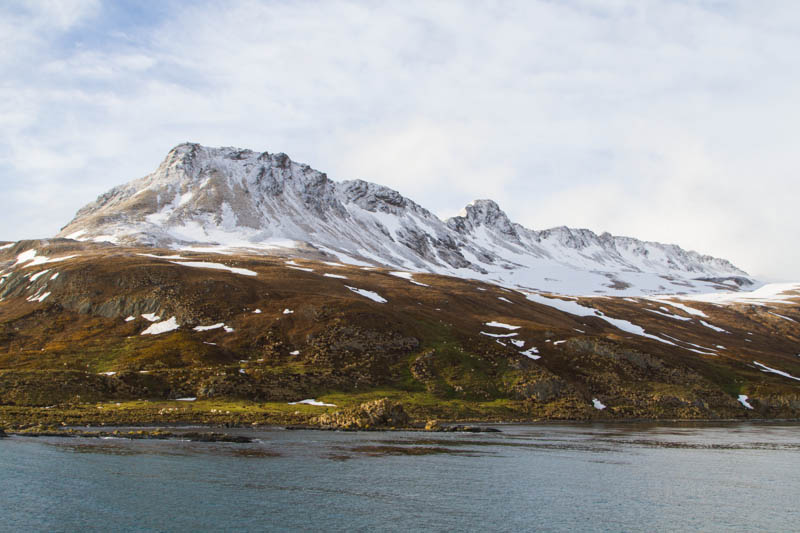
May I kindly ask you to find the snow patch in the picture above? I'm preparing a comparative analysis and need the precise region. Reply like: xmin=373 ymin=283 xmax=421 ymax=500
xmin=141 ymin=317 xmax=180 ymax=335
xmin=650 ymin=300 xmax=708 ymax=318
xmin=592 ymin=398 xmax=606 ymax=410
xmin=659 ymin=334 xmax=718 ymax=355
xmin=738 ymin=395 xmax=753 ymax=409
xmin=27 ymin=291 xmax=51 ymax=303
xmin=645 ymin=308 xmax=693 ymax=322
xmin=480 ymin=331 xmax=518 ymax=338
xmin=685 ymin=348 xmax=718 ymax=356
xmin=700 ymin=320 xmax=729 ymax=334
xmin=193 ymin=323 xmax=234 ymax=333
xmin=14 ymin=249 xmax=78 ymax=268
xmin=389 ymin=271 xmax=429 ymax=287
xmin=29 ymin=269 xmax=51 ymax=282
xmin=484 ymin=321 xmax=520 ymax=330
xmin=345 ymin=286 xmax=387 ymax=303
xmin=288 ymin=399 xmax=336 ymax=407
xmin=124 ymin=316 xmax=136 ymax=322
xmin=754 ymin=361 xmax=800 ymax=382
xmin=323 ymin=273 xmax=348 ymax=279
xmin=141 ymin=313 xmax=161 ymax=322
xmin=287 ymin=265 xmax=314 ymax=272
xmin=285 ymin=260 xmax=314 ymax=272
xmin=193 ymin=323 xmax=225 ymax=332
xmin=769 ymin=312 xmax=797 ymax=323
xmin=525 ymin=292 xmax=599 ymax=317
xmin=170 ymin=261 xmax=257 ymax=276
xmin=520 ymin=347 xmax=540 ymax=360
xmin=283 ymin=308 xmax=294 ymax=315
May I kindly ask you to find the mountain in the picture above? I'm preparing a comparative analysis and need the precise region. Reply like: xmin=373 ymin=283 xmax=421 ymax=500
xmin=56 ymin=143 xmax=752 ymax=296
xmin=1 ymin=143 xmax=798 ymax=427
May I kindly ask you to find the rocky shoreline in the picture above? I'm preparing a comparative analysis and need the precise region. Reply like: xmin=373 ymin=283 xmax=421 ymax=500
xmin=4 ymin=418 xmax=798 ymax=445
xmin=2 ymin=397 xmax=797 ymax=439
xmin=0 ymin=399 xmax=503 ymax=437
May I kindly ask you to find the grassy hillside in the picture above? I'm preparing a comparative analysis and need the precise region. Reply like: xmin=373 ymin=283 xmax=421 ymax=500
xmin=1 ymin=240 xmax=798 ymax=428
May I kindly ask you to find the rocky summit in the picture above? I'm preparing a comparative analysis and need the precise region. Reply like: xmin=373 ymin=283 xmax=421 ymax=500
xmin=0 ymin=144 xmax=798 ymax=429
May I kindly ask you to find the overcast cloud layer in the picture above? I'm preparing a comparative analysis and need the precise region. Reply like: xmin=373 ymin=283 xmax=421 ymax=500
xmin=1 ymin=0 xmax=798 ymax=280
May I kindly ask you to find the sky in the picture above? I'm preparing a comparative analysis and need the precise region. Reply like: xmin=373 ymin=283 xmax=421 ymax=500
xmin=1 ymin=0 xmax=798 ymax=280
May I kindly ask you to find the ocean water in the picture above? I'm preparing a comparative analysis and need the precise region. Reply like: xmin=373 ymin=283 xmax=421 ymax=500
xmin=1 ymin=422 xmax=798 ymax=532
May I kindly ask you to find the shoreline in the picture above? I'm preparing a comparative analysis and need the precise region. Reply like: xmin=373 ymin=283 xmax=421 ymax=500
xmin=4 ymin=416 xmax=799 ymax=434
xmin=4 ymin=417 xmax=799 ymax=445
xmin=2 ymin=396 xmax=798 ymax=432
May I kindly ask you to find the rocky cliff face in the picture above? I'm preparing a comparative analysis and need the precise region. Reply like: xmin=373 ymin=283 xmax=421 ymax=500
xmin=57 ymin=143 xmax=752 ymax=296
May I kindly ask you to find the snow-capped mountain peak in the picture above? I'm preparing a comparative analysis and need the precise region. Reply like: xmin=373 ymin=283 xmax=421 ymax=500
xmin=57 ymin=143 xmax=754 ymax=296
xmin=447 ymin=199 xmax=519 ymax=240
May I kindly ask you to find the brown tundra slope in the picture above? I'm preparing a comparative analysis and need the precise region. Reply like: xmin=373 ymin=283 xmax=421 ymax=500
xmin=0 ymin=239 xmax=798 ymax=426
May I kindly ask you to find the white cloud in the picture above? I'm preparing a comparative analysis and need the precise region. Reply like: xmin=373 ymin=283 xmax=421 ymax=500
xmin=1 ymin=0 xmax=798 ymax=280
xmin=321 ymin=118 xmax=518 ymax=212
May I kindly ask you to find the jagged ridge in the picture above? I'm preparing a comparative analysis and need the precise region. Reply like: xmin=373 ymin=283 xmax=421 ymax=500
xmin=57 ymin=143 xmax=752 ymax=296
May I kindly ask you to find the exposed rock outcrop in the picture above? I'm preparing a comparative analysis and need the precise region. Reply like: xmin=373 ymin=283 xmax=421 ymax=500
xmin=313 ymin=398 xmax=410 ymax=429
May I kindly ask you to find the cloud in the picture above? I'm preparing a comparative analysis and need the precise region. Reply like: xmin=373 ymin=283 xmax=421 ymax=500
xmin=1 ymin=0 xmax=798 ymax=280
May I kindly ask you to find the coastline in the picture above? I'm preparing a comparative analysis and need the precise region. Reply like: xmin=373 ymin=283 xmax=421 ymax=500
xmin=4 ymin=417 xmax=800 ymax=446
xmin=3 ymin=406 xmax=797 ymax=433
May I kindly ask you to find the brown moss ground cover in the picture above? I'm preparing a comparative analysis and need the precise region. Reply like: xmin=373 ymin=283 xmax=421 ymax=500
xmin=0 ymin=240 xmax=799 ymax=428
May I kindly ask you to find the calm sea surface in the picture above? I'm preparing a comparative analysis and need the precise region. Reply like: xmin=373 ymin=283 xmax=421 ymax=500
xmin=1 ymin=422 xmax=798 ymax=532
